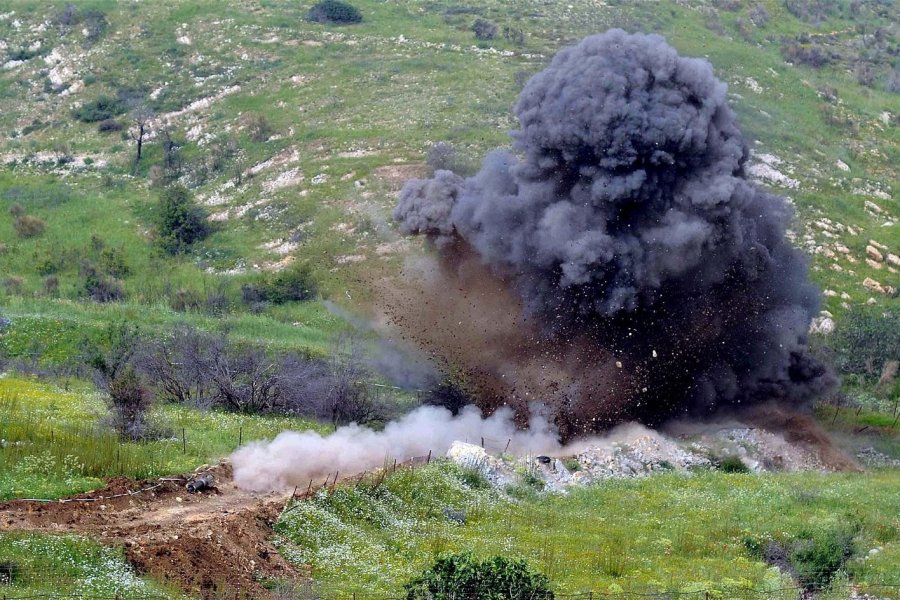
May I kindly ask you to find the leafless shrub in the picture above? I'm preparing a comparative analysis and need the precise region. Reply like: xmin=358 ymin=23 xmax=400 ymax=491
xmin=105 ymin=366 xmax=153 ymax=440
xmin=283 ymin=334 xmax=395 ymax=427
xmin=3 ymin=276 xmax=24 ymax=296
xmin=13 ymin=214 xmax=47 ymax=238
xmin=749 ymin=3 xmax=770 ymax=25
xmin=139 ymin=325 xmax=217 ymax=409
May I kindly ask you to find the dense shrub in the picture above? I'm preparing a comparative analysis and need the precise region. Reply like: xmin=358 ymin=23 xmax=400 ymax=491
xmin=2 ymin=276 xmax=24 ymax=296
xmin=405 ymin=553 xmax=554 ymax=600
xmin=426 ymin=141 xmax=477 ymax=177
xmin=308 ymin=0 xmax=363 ymax=24
xmin=887 ymin=67 xmax=900 ymax=94
xmin=503 ymin=26 xmax=525 ymax=46
xmin=241 ymin=263 xmax=318 ymax=306
xmin=780 ymin=38 xmax=834 ymax=68
xmin=42 ymin=275 xmax=60 ymax=297
xmin=72 ymin=95 xmax=125 ymax=123
xmin=98 ymin=247 xmax=130 ymax=278
xmin=156 ymin=185 xmax=210 ymax=254
xmin=106 ymin=366 xmax=153 ymax=440
xmin=830 ymin=305 xmax=899 ymax=380
xmin=13 ymin=214 xmax=47 ymax=238
xmin=472 ymin=18 xmax=498 ymax=41
xmin=80 ymin=261 xmax=125 ymax=303
xmin=97 ymin=118 xmax=123 ymax=133
xmin=7 ymin=47 xmax=42 ymax=61
xmin=791 ymin=527 xmax=856 ymax=590
xmin=784 ymin=0 xmax=841 ymax=24
xmin=750 ymin=4 xmax=771 ymax=27
xmin=244 ymin=114 xmax=273 ymax=143
xmin=139 ymin=326 xmax=388 ymax=423
xmin=717 ymin=455 xmax=750 ymax=473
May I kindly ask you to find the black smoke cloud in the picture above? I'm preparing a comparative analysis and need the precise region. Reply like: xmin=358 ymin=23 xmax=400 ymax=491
xmin=393 ymin=30 xmax=833 ymax=435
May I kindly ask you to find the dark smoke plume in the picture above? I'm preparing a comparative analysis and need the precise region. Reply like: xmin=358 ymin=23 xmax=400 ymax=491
xmin=392 ymin=30 xmax=833 ymax=438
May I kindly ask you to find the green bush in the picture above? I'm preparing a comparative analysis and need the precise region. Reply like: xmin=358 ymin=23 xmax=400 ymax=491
xmin=308 ymin=0 xmax=363 ymax=24
xmin=830 ymin=305 xmax=899 ymax=380
xmin=791 ymin=527 xmax=856 ymax=590
xmin=80 ymin=262 xmax=125 ymax=303
xmin=717 ymin=455 xmax=750 ymax=473
xmin=72 ymin=95 xmax=125 ymax=123
xmin=241 ymin=262 xmax=318 ymax=305
xmin=404 ymin=553 xmax=554 ymax=600
xmin=156 ymin=185 xmax=210 ymax=254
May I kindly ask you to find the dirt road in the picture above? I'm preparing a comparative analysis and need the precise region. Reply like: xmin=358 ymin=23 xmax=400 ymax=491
xmin=0 ymin=463 xmax=299 ymax=598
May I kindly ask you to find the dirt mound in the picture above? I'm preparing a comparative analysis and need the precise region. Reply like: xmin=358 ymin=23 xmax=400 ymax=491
xmin=0 ymin=463 xmax=299 ymax=598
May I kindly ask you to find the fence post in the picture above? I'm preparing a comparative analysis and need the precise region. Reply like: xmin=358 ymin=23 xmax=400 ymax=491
xmin=182 ymin=427 xmax=186 ymax=454
xmin=426 ymin=450 xmax=432 ymax=464
xmin=238 ymin=426 xmax=242 ymax=446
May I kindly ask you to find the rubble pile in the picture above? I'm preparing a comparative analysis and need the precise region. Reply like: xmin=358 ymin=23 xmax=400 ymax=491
xmin=446 ymin=423 xmax=846 ymax=495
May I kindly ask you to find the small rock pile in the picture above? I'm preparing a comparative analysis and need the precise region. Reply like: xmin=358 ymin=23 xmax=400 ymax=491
xmin=446 ymin=422 xmax=843 ymax=495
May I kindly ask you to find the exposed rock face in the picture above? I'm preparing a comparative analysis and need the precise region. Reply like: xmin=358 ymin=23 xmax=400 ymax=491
xmin=866 ymin=245 xmax=884 ymax=262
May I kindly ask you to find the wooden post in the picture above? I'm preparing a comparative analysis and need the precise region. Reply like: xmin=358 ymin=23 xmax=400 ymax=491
xmin=238 ymin=426 xmax=242 ymax=446
xmin=392 ymin=458 xmax=397 ymax=472
xmin=306 ymin=479 xmax=313 ymax=497
xmin=481 ymin=436 xmax=484 ymax=448
xmin=426 ymin=450 xmax=432 ymax=464
xmin=182 ymin=427 xmax=186 ymax=454
xmin=332 ymin=471 xmax=339 ymax=489
xmin=504 ymin=439 xmax=511 ymax=453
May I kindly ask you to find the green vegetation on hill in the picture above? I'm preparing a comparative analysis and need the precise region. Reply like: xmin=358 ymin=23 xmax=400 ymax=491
xmin=0 ymin=0 xmax=898 ymax=596
xmin=274 ymin=460 xmax=900 ymax=597
xmin=0 ymin=0 xmax=896 ymax=345
xmin=0 ymin=376 xmax=325 ymax=500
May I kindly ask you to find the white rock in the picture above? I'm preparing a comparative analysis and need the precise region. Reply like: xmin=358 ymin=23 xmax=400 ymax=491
xmin=836 ymin=160 xmax=850 ymax=172
xmin=809 ymin=317 xmax=835 ymax=335
xmin=863 ymin=278 xmax=886 ymax=294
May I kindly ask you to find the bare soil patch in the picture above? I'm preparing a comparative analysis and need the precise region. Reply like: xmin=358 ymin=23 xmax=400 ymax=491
xmin=0 ymin=463 xmax=298 ymax=598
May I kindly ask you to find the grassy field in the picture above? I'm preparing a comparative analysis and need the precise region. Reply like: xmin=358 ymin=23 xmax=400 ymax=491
xmin=275 ymin=461 xmax=900 ymax=598
xmin=0 ymin=376 xmax=326 ymax=500
xmin=0 ymin=532 xmax=185 ymax=599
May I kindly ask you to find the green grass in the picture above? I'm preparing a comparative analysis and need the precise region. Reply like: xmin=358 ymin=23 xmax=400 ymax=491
xmin=0 ymin=0 xmax=896 ymax=343
xmin=276 ymin=462 xmax=900 ymax=598
xmin=0 ymin=532 xmax=184 ymax=599
xmin=0 ymin=376 xmax=327 ymax=501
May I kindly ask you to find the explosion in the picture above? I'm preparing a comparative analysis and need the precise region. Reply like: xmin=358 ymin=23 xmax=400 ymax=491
xmin=390 ymin=29 xmax=833 ymax=438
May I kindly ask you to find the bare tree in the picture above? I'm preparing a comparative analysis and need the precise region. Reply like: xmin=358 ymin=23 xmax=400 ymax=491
xmin=139 ymin=325 xmax=215 ymax=408
xmin=285 ymin=334 xmax=391 ymax=427
xmin=129 ymin=102 xmax=154 ymax=164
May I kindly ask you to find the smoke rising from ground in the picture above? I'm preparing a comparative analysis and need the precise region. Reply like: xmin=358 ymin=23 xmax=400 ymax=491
xmin=391 ymin=29 xmax=833 ymax=436
xmin=232 ymin=404 xmax=561 ymax=491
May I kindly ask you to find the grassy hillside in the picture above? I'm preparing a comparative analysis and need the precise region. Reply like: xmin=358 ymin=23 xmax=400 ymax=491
xmin=0 ymin=1 xmax=898 ymax=597
xmin=0 ymin=0 xmax=897 ymax=353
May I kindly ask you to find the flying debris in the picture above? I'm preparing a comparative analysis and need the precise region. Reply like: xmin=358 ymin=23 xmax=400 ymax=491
xmin=391 ymin=29 xmax=833 ymax=437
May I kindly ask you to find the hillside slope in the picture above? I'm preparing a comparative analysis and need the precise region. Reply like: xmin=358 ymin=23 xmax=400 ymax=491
xmin=0 ymin=0 xmax=896 ymax=346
